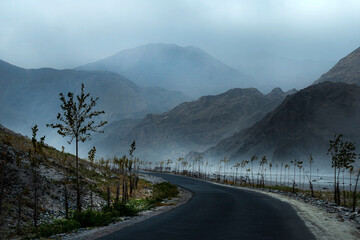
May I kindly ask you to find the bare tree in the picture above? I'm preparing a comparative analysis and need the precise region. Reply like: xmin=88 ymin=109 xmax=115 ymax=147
xmin=353 ymin=166 xmax=360 ymax=212
xmin=250 ymin=155 xmax=258 ymax=187
xmin=47 ymin=83 xmax=107 ymax=211
xmin=88 ymin=146 xmax=96 ymax=210
xmin=308 ymin=154 xmax=314 ymax=197
xmin=30 ymin=125 xmax=45 ymax=228
xmin=328 ymin=134 xmax=356 ymax=205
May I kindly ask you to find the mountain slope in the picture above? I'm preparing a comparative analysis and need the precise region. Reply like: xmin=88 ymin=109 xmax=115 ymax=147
xmin=0 ymin=59 xmax=188 ymax=151
xmin=204 ymin=82 xmax=360 ymax=164
xmin=77 ymin=43 xmax=255 ymax=97
xmin=103 ymin=87 xmax=295 ymax=160
xmin=314 ymin=47 xmax=360 ymax=86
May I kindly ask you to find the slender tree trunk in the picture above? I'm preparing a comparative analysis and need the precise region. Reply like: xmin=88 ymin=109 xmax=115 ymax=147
xmin=352 ymin=170 xmax=360 ymax=212
xmin=76 ymin=138 xmax=81 ymax=211
xmin=342 ymin=171 xmax=346 ymax=206
xmin=279 ymin=164 xmax=282 ymax=186
xmin=309 ymin=181 xmax=314 ymax=197
xmin=0 ymin=164 xmax=5 ymax=216
xmin=122 ymin=176 xmax=127 ymax=204
xmin=64 ymin=184 xmax=69 ymax=218
xmin=90 ymin=188 xmax=93 ymax=210
xmin=129 ymin=173 xmax=133 ymax=197
xmin=337 ymin=168 xmax=341 ymax=205
xmin=235 ymin=169 xmax=238 ymax=185
xmin=116 ymin=182 xmax=120 ymax=203
xmin=33 ymin=171 xmax=38 ymax=228
xmin=107 ymin=185 xmax=111 ymax=207
xmin=16 ymin=193 xmax=22 ymax=235
xmin=334 ymin=165 xmax=337 ymax=204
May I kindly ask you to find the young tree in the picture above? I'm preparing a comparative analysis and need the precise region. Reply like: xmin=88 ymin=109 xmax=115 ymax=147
xmin=0 ymin=152 xmax=8 ymax=216
xmin=233 ymin=162 xmax=241 ymax=185
xmin=269 ymin=162 xmax=272 ymax=186
xmin=30 ymin=125 xmax=45 ymax=228
xmin=259 ymin=156 xmax=267 ymax=187
xmin=47 ymin=83 xmax=107 ymax=211
xmin=250 ymin=155 xmax=258 ymax=187
xmin=88 ymin=146 xmax=96 ymax=210
xmin=291 ymin=160 xmax=297 ymax=193
xmin=308 ymin=154 xmax=314 ymax=197
xmin=328 ymin=134 xmax=356 ymax=205
xmin=195 ymin=154 xmax=204 ymax=178
xmin=129 ymin=141 xmax=137 ymax=196
xmin=353 ymin=166 xmax=360 ymax=212
xmin=61 ymin=146 xmax=70 ymax=219
xmin=177 ymin=157 xmax=184 ymax=174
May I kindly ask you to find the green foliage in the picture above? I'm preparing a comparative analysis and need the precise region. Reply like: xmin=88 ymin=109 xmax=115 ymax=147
xmin=46 ymin=83 xmax=107 ymax=143
xmin=127 ymin=198 xmax=156 ymax=211
xmin=72 ymin=209 xmax=112 ymax=228
xmin=36 ymin=219 xmax=80 ymax=238
xmin=104 ymin=202 xmax=137 ymax=218
xmin=152 ymin=182 xmax=179 ymax=201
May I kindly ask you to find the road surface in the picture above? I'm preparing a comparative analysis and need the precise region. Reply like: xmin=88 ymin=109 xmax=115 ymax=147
xmin=101 ymin=172 xmax=315 ymax=240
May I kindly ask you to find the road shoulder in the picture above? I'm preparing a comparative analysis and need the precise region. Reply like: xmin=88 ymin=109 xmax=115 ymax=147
xmin=208 ymin=180 xmax=360 ymax=240
xmin=53 ymin=174 xmax=193 ymax=240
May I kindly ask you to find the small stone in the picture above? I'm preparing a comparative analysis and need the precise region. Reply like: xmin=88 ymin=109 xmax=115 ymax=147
xmin=349 ymin=213 xmax=357 ymax=220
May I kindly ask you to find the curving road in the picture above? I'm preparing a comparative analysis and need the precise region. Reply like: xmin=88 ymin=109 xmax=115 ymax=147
xmin=101 ymin=173 xmax=315 ymax=240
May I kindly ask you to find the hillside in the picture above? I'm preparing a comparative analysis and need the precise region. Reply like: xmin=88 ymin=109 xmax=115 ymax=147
xmin=0 ymin=124 xmax=165 ymax=238
xmin=204 ymin=82 xmax=360 ymax=164
xmin=102 ymin=87 xmax=295 ymax=160
xmin=77 ymin=43 xmax=255 ymax=97
xmin=0 ymin=124 xmax=105 ymax=236
xmin=0 ymin=59 xmax=188 ymax=149
xmin=314 ymin=47 xmax=360 ymax=86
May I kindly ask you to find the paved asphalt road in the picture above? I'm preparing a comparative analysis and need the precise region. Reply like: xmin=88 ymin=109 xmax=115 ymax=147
xmin=101 ymin=173 xmax=315 ymax=240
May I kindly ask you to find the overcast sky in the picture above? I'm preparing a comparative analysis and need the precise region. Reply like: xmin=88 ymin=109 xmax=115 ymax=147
xmin=1 ymin=0 xmax=360 ymax=69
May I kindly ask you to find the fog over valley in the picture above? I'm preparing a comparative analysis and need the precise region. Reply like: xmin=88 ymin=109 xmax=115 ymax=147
xmin=1 ymin=2 xmax=360 ymax=238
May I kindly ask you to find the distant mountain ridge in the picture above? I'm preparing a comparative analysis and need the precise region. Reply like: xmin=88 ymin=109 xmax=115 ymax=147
xmin=203 ymin=82 xmax=360 ymax=164
xmin=99 ymin=87 xmax=296 ymax=160
xmin=0 ymin=59 xmax=188 ymax=151
xmin=314 ymin=47 xmax=360 ymax=86
xmin=77 ymin=43 xmax=255 ymax=97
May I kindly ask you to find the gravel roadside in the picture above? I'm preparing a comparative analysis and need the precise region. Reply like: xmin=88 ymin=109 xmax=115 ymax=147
xmin=51 ymin=173 xmax=193 ymax=240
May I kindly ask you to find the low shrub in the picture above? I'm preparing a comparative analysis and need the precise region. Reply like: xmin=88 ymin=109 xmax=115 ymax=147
xmin=36 ymin=219 xmax=80 ymax=238
xmin=72 ymin=209 xmax=112 ymax=228
xmin=152 ymin=182 xmax=179 ymax=201
xmin=127 ymin=198 xmax=156 ymax=211
xmin=104 ymin=202 xmax=137 ymax=218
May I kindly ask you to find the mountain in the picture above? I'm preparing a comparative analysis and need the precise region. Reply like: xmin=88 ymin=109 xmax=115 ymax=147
xmin=77 ymin=43 xmax=255 ymax=97
xmin=0 ymin=59 xmax=188 ymax=151
xmin=237 ymin=51 xmax=335 ymax=92
xmin=203 ymin=82 xmax=360 ymax=165
xmin=101 ymin=87 xmax=296 ymax=160
xmin=314 ymin=47 xmax=360 ymax=86
xmin=89 ymin=118 xmax=142 ymax=157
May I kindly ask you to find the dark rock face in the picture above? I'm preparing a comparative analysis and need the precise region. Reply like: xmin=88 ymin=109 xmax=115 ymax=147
xmin=314 ymin=47 xmax=360 ymax=86
xmin=108 ymin=87 xmax=293 ymax=161
xmin=77 ymin=43 xmax=255 ymax=97
xmin=204 ymin=82 xmax=360 ymax=164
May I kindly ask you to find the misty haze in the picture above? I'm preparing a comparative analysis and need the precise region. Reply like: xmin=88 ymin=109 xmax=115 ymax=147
xmin=1 ymin=1 xmax=360 ymax=239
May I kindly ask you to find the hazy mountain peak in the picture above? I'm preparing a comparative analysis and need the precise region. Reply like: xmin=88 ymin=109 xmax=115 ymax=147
xmin=314 ymin=46 xmax=360 ymax=86
xmin=204 ymin=81 xmax=360 ymax=164
xmin=77 ymin=43 xmax=254 ymax=97
xmin=100 ymin=86 xmax=290 ymax=160
xmin=267 ymin=87 xmax=284 ymax=96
